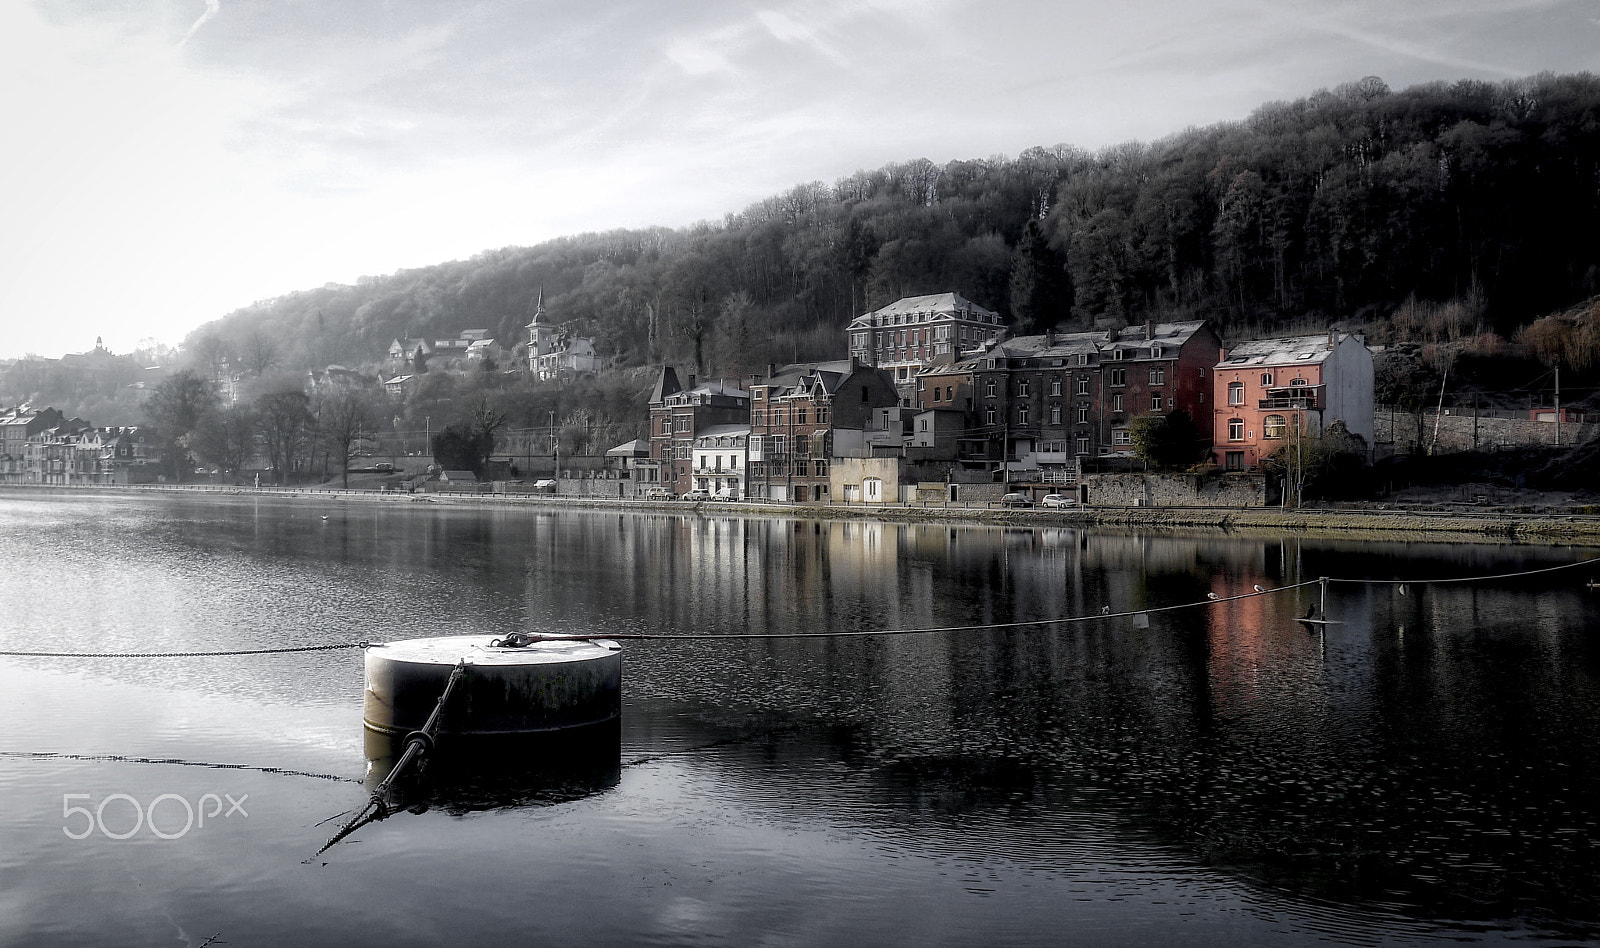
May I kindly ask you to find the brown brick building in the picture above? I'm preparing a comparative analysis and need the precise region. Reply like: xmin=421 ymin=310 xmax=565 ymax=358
xmin=747 ymin=359 xmax=899 ymax=502
xmin=646 ymin=368 xmax=750 ymax=495
xmin=914 ymin=321 xmax=1222 ymax=485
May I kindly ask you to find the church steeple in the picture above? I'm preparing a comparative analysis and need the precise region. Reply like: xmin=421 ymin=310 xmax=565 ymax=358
xmin=529 ymin=287 xmax=546 ymax=327
xmin=527 ymin=286 xmax=554 ymax=360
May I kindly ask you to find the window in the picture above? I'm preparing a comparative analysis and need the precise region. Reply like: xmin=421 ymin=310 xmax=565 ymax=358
xmin=1112 ymin=348 xmax=1124 ymax=360
xmin=917 ymin=379 xmax=925 ymax=391
xmin=817 ymin=408 xmax=829 ymax=424
xmin=1113 ymin=394 xmax=1123 ymax=412
xmin=1263 ymin=414 xmax=1287 ymax=439
xmin=795 ymin=460 xmax=809 ymax=477
xmin=771 ymin=435 xmax=786 ymax=456
xmin=1110 ymin=368 xmax=1126 ymax=387
xmin=1228 ymin=418 xmax=1245 ymax=441
xmin=945 ymin=387 xmax=953 ymax=402
xmin=1149 ymin=366 xmax=1165 ymax=385
xmin=1018 ymin=408 xmax=1029 ymax=425
xmin=1076 ymin=377 xmax=1090 ymax=396
xmin=1151 ymin=345 xmax=1162 ymax=358
xmin=796 ymin=408 xmax=808 ymax=425
xmin=919 ymin=418 xmax=929 ymax=431
xmin=675 ymin=417 xmax=689 ymax=432
xmin=1261 ymin=373 xmax=1273 ymax=386
xmin=1076 ymin=353 xmax=1089 ymax=366
xmin=985 ymin=380 xmax=998 ymax=397
xmin=1050 ymin=378 xmax=1062 ymax=396
xmin=1050 ymin=407 xmax=1062 ymax=424
xmin=1228 ymin=382 xmax=1245 ymax=406
xmin=1290 ymin=378 xmax=1307 ymax=386
xmin=772 ymin=410 xmax=786 ymax=426
xmin=753 ymin=410 xmax=765 ymax=426
xmin=1076 ymin=437 xmax=1090 ymax=455
xmin=1113 ymin=428 xmax=1131 ymax=445
xmin=1150 ymin=393 xmax=1163 ymax=411
xmin=1017 ymin=380 xmax=1030 ymax=397
xmin=1076 ymin=407 xmax=1089 ymax=423
xmin=932 ymin=387 xmax=942 ymax=403
xmin=985 ymin=408 xmax=998 ymax=425
xmin=1225 ymin=451 xmax=1244 ymax=471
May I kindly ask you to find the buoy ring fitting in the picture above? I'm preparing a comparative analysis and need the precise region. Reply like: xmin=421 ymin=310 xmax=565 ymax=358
xmin=403 ymin=731 xmax=435 ymax=756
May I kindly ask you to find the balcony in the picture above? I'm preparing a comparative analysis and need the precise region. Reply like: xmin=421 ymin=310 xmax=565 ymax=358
xmin=1258 ymin=385 xmax=1323 ymax=411
xmin=1257 ymin=396 xmax=1321 ymax=410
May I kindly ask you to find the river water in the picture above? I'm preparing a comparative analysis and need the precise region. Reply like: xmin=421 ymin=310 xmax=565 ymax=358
xmin=0 ymin=490 xmax=1597 ymax=947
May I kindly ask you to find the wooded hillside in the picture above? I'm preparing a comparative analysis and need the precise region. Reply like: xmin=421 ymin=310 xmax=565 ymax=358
xmin=146 ymin=72 xmax=1600 ymax=385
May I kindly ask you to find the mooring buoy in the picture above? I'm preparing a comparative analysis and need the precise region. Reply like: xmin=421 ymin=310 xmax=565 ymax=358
xmin=363 ymin=635 xmax=621 ymax=739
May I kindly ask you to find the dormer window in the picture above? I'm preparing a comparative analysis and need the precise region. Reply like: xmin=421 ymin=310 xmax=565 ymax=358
xmin=1151 ymin=345 xmax=1162 ymax=358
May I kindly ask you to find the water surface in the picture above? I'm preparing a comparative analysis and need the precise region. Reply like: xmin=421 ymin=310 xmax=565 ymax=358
xmin=0 ymin=491 xmax=1596 ymax=946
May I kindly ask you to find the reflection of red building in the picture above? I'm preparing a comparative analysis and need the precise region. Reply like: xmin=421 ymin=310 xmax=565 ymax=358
xmin=1211 ymin=332 xmax=1374 ymax=471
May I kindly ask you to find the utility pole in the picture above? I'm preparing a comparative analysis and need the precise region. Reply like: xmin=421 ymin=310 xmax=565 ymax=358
xmin=1555 ymin=365 xmax=1562 ymax=446
xmin=549 ymin=411 xmax=558 ymax=480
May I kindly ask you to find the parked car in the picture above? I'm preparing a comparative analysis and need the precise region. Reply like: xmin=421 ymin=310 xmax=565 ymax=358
xmin=712 ymin=489 xmax=740 ymax=501
xmin=644 ymin=488 xmax=673 ymax=500
xmin=684 ymin=489 xmax=713 ymax=501
xmin=1000 ymin=492 xmax=1034 ymax=508
xmin=1040 ymin=494 xmax=1076 ymax=508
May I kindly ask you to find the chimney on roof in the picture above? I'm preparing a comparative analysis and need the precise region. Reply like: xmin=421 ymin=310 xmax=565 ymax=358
xmin=1044 ymin=327 xmax=1055 ymax=347
xmin=1145 ymin=320 xmax=1152 ymax=340
xmin=688 ymin=374 xmax=696 ymax=389
xmin=849 ymin=354 xmax=858 ymax=372
xmin=1327 ymin=330 xmax=1335 ymax=350
xmin=766 ymin=363 xmax=775 ymax=379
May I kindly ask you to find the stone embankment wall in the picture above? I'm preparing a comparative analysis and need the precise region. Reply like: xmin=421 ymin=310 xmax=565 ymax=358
xmin=1377 ymin=408 xmax=1596 ymax=454
xmin=1081 ymin=473 xmax=1268 ymax=508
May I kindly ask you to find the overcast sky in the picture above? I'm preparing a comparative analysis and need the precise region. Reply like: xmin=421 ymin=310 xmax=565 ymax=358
xmin=2 ymin=0 xmax=1597 ymax=361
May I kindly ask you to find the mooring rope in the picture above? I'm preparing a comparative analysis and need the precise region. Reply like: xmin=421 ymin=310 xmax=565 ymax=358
xmin=6 ymin=554 xmax=1600 ymax=659
xmin=0 ymin=750 xmax=359 ymax=783
xmin=312 ymin=658 xmax=468 ymax=858
xmin=0 ymin=641 xmax=372 ymax=659
xmin=1326 ymin=555 xmax=1600 ymax=586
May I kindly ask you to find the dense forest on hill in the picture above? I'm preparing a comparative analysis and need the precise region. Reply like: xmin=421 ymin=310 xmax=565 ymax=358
xmin=181 ymin=72 xmax=1600 ymax=387
xmin=7 ymin=72 xmax=1600 ymax=430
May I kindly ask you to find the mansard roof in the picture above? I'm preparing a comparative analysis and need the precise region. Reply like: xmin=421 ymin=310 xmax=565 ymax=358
xmin=847 ymin=293 xmax=1000 ymax=330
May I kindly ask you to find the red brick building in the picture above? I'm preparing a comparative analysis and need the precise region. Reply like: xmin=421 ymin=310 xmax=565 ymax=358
xmin=1211 ymin=332 xmax=1374 ymax=471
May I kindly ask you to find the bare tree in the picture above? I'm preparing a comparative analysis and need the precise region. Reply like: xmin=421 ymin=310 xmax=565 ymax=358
xmin=240 ymin=332 xmax=280 ymax=378
xmin=256 ymin=391 xmax=314 ymax=485
xmin=143 ymin=370 xmax=219 ymax=482
xmin=319 ymin=388 xmax=379 ymax=488
xmin=186 ymin=403 xmax=258 ymax=483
